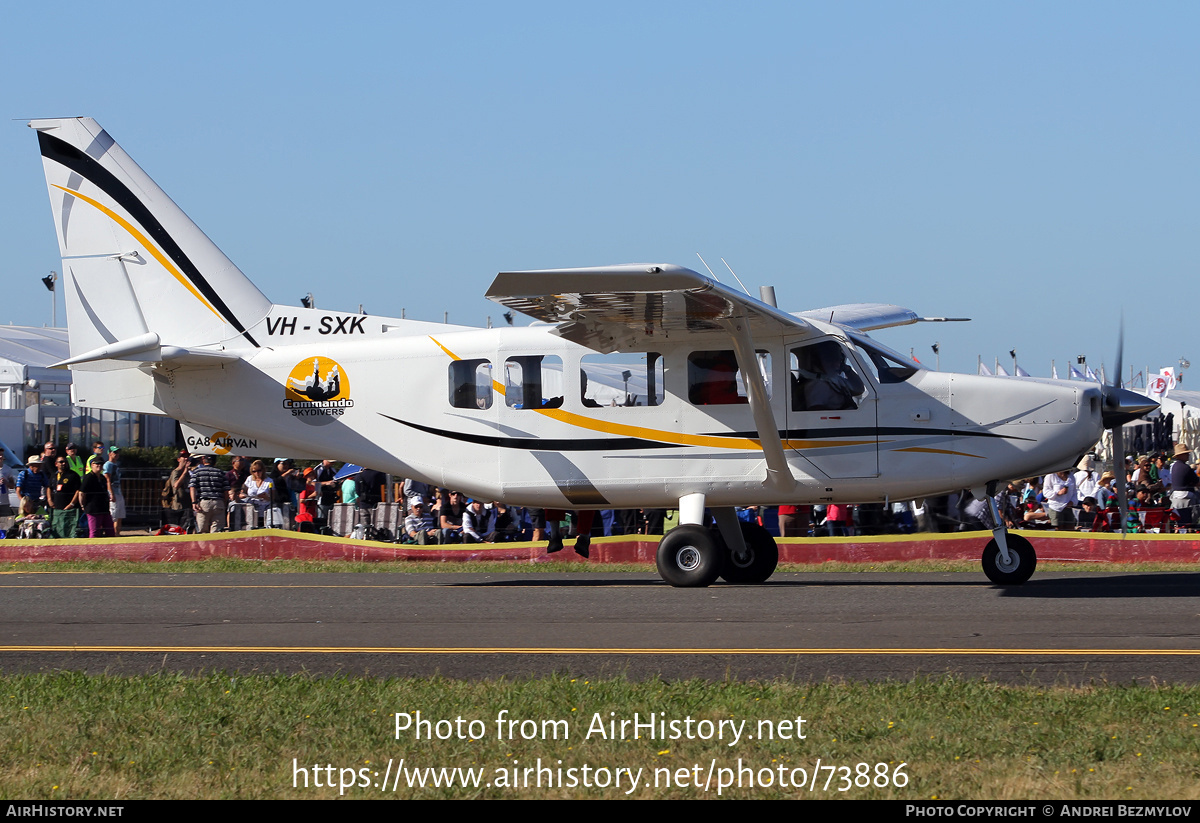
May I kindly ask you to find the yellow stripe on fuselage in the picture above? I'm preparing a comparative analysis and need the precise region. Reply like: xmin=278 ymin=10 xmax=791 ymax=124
xmin=895 ymin=446 xmax=983 ymax=459
xmin=52 ymin=185 xmax=221 ymax=319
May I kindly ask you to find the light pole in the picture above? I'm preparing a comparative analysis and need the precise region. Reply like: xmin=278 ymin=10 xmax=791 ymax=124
xmin=41 ymin=271 xmax=57 ymax=326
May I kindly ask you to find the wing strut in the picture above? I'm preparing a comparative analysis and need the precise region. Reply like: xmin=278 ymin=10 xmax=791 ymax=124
xmin=719 ymin=315 xmax=796 ymax=493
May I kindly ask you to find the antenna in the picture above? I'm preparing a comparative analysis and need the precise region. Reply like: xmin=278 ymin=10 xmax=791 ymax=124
xmin=695 ymin=253 xmax=721 ymax=282
xmin=720 ymin=258 xmax=751 ymax=296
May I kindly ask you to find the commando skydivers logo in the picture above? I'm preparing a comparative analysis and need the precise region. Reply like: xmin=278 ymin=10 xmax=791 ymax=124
xmin=284 ymin=357 xmax=354 ymax=420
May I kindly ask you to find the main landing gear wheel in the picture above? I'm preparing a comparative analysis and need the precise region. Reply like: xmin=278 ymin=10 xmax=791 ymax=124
xmin=656 ymin=524 xmax=724 ymax=588
xmin=981 ymin=533 xmax=1036 ymax=585
xmin=720 ymin=523 xmax=779 ymax=584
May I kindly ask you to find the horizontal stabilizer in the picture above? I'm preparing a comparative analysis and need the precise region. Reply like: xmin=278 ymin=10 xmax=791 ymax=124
xmin=794 ymin=303 xmax=970 ymax=332
xmin=52 ymin=332 xmax=240 ymax=369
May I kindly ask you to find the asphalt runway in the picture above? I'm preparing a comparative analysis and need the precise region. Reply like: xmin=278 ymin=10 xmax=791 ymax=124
xmin=0 ymin=571 xmax=1197 ymax=683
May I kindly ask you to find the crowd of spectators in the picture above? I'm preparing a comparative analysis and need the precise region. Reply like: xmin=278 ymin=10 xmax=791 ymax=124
xmin=5 ymin=440 xmax=1199 ymax=542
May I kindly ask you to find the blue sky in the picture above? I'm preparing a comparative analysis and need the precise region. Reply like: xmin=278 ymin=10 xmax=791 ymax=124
xmin=1 ymin=1 xmax=1195 ymax=382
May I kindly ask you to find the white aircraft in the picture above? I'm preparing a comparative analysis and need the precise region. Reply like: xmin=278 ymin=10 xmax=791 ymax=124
xmin=29 ymin=117 xmax=1156 ymax=587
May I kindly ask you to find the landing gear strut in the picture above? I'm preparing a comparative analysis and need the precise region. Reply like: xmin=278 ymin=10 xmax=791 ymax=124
xmin=979 ymin=487 xmax=1037 ymax=585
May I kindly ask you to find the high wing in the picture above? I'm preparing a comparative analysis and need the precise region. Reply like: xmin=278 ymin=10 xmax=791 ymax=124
xmin=487 ymin=263 xmax=819 ymax=492
xmin=794 ymin=303 xmax=970 ymax=332
xmin=485 ymin=264 xmax=815 ymax=353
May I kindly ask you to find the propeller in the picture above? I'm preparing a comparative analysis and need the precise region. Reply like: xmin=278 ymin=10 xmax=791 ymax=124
xmin=1101 ymin=320 xmax=1158 ymax=534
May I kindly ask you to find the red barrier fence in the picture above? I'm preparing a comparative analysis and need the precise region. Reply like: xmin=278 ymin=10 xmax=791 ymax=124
xmin=2 ymin=529 xmax=1199 ymax=564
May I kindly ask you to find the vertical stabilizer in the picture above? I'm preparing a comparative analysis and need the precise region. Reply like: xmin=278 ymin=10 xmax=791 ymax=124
xmin=30 ymin=118 xmax=271 ymax=355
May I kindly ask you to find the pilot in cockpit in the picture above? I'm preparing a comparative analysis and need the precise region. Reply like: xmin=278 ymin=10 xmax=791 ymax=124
xmin=793 ymin=340 xmax=865 ymax=411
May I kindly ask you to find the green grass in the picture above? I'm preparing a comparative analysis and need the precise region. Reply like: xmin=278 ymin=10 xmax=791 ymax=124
xmin=1 ymin=673 xmax=1199 ymax=799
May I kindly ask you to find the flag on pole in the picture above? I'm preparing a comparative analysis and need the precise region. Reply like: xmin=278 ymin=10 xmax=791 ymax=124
xmin=1052 ymin=363 xmax=1059 ymax=379
xmin=1069 ymin=365 xmax=1084 ymax=380
xmin=1015 ymin=365 xmax=1030 ymax=377
xmin=996 ymin=363 xmax=1010 ymax=377
xmin=978 ymin=362 xmax=992 ymax=376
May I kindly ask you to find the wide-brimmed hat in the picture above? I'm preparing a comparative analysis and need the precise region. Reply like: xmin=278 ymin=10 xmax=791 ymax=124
xmin=1174 ymin=443 xmax=1192 ymax=459
xmin=1076 ymin=455 xmax=1096 ymax=472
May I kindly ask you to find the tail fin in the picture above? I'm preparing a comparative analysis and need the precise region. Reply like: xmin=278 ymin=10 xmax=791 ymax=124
xmin=30 ymin=118 xmax=270 ymax=358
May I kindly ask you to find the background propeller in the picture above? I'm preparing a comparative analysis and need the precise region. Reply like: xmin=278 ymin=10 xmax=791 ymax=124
xmin=1101 ymin=320 xmax=1159 ymax=534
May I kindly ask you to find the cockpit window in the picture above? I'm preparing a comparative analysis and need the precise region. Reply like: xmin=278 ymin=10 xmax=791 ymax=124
xmin=848 ymin=333 xmax=921 ymax=384
xmin=789 ymin=340 xmax=867 ymax=411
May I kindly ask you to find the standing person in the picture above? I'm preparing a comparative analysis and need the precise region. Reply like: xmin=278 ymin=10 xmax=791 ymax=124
xmin=314 ymin=459 xmax=338 ymax=530
xmin=225 ymin=456 xmax=249 ymax=530
xmin=64 ymin=443 xmax=86 ymax=478
xmin=270 ymin=459 xmax=297 ymax=529
xmin=825 ymin=502 xmax=852 ymax=536
xmin=46 ymin=456 xmax=82 ymax=539
xmin=1042 ymin=469 xmax=1078 ymax=530
xmin=79 ymin=456 xmax=115 ymax=537
xmin=164 ymin=450 xmax=194 ymax=532
xmin=1074 ymin=456 xmax=1100 ymax=501
xmin=16 ymin=456 xmax=47 ymax=511
xmin=778 ymin=504 xmax=812 ymax=537
xmin=190 ymin=454 xmax=231 ymax=533
xmin=1095 ymin=471 xmax=1117 ymax=510
xmin=103 ymin=447 xmax=125 ymax=536
xmin=1168 ymin=443 xmax=1198 ymax=527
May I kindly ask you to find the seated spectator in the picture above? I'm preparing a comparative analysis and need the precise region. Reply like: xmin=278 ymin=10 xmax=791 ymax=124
xmin=15 ymin=496 xmax=48 ymax=539
xmin=439 ymin=491 xmax=466 ymax=543
xmin=491 ymin=502 xmax=522 ymax=541
xmin=404 ymin=501 xmax=438 ymax=544
xmin=462 ymin=498 xmax=495 ymax=543
xmin=241 ymin=460 xmax=274 ymax=528
xmin=1077 ymin=497 xmax=1101 ymax=530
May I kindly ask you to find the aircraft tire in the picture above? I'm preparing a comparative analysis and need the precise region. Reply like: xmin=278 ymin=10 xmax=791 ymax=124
xmin=720 ymin=523 xmax=779 ymax=584
xmin=981 ymin=533 xmax=1036 ymax=585
xmin=656 ymin=525 xmax=723 ymax=588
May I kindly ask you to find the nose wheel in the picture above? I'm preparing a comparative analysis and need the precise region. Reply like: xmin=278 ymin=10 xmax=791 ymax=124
xmin=981 ymin=533 xmax=1036 ymax=585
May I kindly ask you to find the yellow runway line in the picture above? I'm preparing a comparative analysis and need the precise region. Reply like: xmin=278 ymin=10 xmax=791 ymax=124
xmin=0 ymin=646 xmax=1197 ymax=656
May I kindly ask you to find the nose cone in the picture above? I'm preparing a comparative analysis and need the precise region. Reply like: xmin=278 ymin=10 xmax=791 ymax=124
xmin=1103 ymin=387 xmax=1159 ymax=428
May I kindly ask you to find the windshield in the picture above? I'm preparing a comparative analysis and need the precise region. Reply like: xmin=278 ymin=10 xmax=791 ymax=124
xmin=848 ymin=332 xmax=922 ymax=384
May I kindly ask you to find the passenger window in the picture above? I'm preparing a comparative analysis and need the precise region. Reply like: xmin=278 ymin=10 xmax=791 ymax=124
xmin=448 ymin=359 xmax=494 ymax=409
xmin=790 ymin=341 xmax=867 ymax=411
xmin=580 ymin=353 xmax=664 ymax=408
xmin=688 ymin=350 xmax=771 ymax=406
xmin=504 ymin=355 xmax=564 ymax=409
